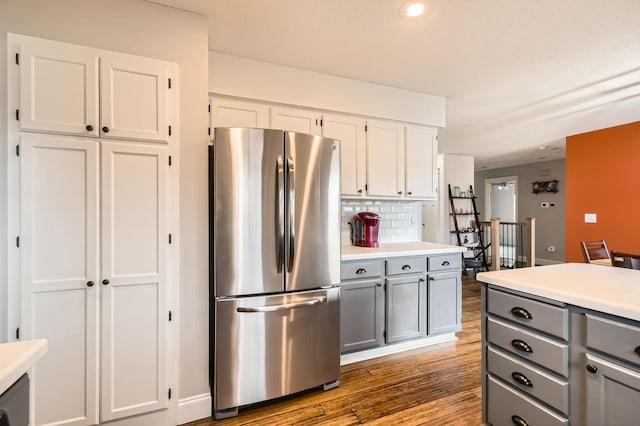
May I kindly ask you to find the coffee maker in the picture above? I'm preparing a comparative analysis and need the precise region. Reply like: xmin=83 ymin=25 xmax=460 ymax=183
xmin=350 ymin=212 xmax=381 ymax=247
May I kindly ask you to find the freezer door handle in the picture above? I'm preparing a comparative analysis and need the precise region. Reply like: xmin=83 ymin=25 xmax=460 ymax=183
xmin=236 ymin=296 xmax=326 ymax=313
xmin=276 ymin=155 xmax=285 ymax=273
xmin=287 ymin=156 xmax=295 ymax=273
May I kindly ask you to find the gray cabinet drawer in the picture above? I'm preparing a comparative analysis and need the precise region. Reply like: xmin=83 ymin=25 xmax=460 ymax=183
xmin=487 ymin=317 xmax=569 ymax=377
xmin=586 ymin=314 xmax=640 ymax=367
xmin=341 ymin=260 xmax=382 ymax=280
xmin=385 ymin=257 xmax=426 ymax=276
xmin=487 ymin=346 xmax=569 ymax=415
xmin=488 ymin=288 xmax=569 ymax=340
xmin=487 ymin=376 xmax=568 ymax=426
xmin=427 ymin=253 xmax=461 ymax=272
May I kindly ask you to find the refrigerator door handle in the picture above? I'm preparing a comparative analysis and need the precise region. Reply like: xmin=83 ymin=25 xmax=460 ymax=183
xmin=276 ymin=155 xmax=285 ymax=273
xmin=236 ymin=296 xmax=326 ymax=313
xmin=287 ymin=156 xmax=295 ymax=273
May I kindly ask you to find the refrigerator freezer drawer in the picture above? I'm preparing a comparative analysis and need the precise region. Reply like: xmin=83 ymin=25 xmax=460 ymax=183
xmin=214 ymin=287 xmax=340 ymax=412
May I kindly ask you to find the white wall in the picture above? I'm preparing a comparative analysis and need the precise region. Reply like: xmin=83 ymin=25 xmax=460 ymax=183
xmin=0 ymin=0 xmax=210 ymax=422
xmin=209 ymin=51 xmax=446 ymax=127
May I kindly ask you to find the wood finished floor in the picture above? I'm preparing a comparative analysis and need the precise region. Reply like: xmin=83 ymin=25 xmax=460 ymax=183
xmin=188 ymin=277 xmax=483 ymax=426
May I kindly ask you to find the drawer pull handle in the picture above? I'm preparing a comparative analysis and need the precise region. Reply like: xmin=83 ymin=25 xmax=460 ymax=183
xmin=511 ymin=339 xmax=533 ymax=353
xmin=355 ymin=268 xmax=367 ymax=275
xmin=441 ymin=260 xmax=450 ymax=266
xmin=511 ymin=415 xmax=530 ymax=426
xmin=586 ymin=364 xmax=598 ymax=374
xmin=635 ymin=346 xmax=640 ymax=357
xmin=511 ymin=372 xmax=533 ymax=387
xmin=402 ymin=265 xmax=412 ymax=270
xmin=510 ymin=307 xmax=533 ymax=320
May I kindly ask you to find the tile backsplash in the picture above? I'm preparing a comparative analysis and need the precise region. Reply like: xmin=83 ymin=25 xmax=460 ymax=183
xmin=341 ymin=200 xmax=422 ymax=245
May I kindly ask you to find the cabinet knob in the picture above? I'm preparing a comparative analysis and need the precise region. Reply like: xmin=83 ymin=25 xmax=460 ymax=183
xmin=86 ymin=281 xmax=94 ymax=287
xmin=376 ymin=282 xmax=382 ymax=287
xmin=586 ymin=364 xmax=598 ymax=374
xmin=510 ymin=307 xmax=533 ymax=320
xmin=635 ymin=346 xmax=640 ymax=356
xmin=102 ymin=126 xmax=110 ymax=133
xmin=86 ymin=124 xmax=94 ymax=131
xmin=397 ymin=191 xmax=402 ymax=195
xmin=510 ymin=415 xmax=530 ymax=426
xmin=419 ymin=278 xmax=425 ymax=283
xmin=407 ymin=191 xmax=412 ymax=195
xmin=428 ymin=276 xmax=435 ymax=281
xmin=511 ymin=372 xmax=533 ymax=387
xmin=102 ymin=279 xmax=110 ymax=285
xmin=358 ymin=189 xmax=363 ymax=194
xmin=511 ymin=339 xmax=533 ymax=353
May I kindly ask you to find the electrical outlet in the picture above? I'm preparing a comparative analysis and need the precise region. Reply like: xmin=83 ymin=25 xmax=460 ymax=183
xmin=585 ymin=213 xmax=597 ymax=223
xmin=541 ymin=202 xmax=549 ymax=208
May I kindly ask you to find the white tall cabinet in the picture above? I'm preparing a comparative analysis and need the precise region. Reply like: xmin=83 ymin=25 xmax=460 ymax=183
xmin=9 ymin=35 xmax=177 ymax=426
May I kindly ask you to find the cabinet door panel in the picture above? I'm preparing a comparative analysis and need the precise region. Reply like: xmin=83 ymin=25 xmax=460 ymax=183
xmin=340 ymin=279 xmax=384 ymax=352
xmin=366 ymin=120 xmax=404 ymax=197
xmin=100 ymin=54 xmax=170 ymax=142
xmin=210 ymin=97 xmax=269 ymax=135
xmin=20 ymin=134 xmax=99 ymax=426
xmin=322 ymin=113 xmax=366 ymax=196
xmin=100 ymin=142 xmax=168 ymax=421
xmin=270 ymin=106 xmax=320 ymax=135
xmin=428 ymin=271 xmax=462 ymax=335
xmin=386 ymin=275 xmax=426 ymax=343
xmin=405 ymin=126 xmax=437 ymax=199
xmin=20 ymin=43 xmax=99 ymax=137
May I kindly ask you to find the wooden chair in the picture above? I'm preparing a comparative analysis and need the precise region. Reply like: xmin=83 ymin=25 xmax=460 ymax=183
xmin=580 ymin=240 xmax=611 ymax=263
xmin=611 ymin=251 xmax=640 ymax=270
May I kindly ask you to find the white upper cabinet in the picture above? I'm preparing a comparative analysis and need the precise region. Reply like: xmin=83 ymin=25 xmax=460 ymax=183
xmin=100 ymin=53 xmax=170 ymax=142
xmin=270 ymin=106 xmax=321 ymax=135
xmin=366 ymin=119 xmax=405 ymax=198
xmin=321 ymin=113 xmax=366 ymax=197
xmin=405 ymin=125 xmax=438 ymax=199
xmin=209 ymin=96 xmax=269 ymax=139
xmin=19 ymin=41 xmax=172 ymax=143
xmin=19 ymin=43 xmax=100 ymax=137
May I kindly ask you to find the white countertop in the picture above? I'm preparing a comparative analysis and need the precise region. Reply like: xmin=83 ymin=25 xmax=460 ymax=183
xmin=477 ymin=263 xmax=640 ymax=322
xmin=341 ymin=241 xmax=465 ymax=261
xmin=0 ymin=339 xmax=48 ymax=394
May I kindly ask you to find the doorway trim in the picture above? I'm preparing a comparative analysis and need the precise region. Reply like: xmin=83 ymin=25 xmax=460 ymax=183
xmin=484 ymin=176 xmax=518 ymax=221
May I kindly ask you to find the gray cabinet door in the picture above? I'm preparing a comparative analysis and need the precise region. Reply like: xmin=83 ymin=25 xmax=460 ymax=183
xmin=386 ymin=274 xmax=427 ymax=343
xmin=340 ymin=279 xmax=384 ymax=353
xmin=428 ymin=271 xmax=462 ymax=335
xmin=585 ymin=353 xmax=640 ymax=426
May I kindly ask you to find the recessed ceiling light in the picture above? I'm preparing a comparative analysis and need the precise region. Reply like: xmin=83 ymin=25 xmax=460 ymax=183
xmin=402 ymin=1 xmax=426 ymax=18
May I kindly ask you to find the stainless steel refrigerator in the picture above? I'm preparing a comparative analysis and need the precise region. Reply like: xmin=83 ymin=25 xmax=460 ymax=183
xmin=209 ymin=128 xmax=341 ymax=419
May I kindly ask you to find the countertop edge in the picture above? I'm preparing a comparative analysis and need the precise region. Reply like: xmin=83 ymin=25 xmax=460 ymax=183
xmin=0 ymin=339 xmax=48 ymax=395
xmin=341 ymin=243 xmax=465 ymax=261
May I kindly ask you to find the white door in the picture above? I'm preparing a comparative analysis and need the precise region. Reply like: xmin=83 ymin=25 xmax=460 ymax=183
xmin=19 ymin=43 xmax=99 ymax=137
xmin=321 ymin=113 xmax=366 ymax=197
xmin=100 ymin=53 xmax=170 ymax=142
xmin=270 ymin=106 xmax=321 ymax=135
xmin=366 ymin=119 xmax=404 ymax=197
xmin=405 ymin=125 xmax=437 ymax=199
xmin=210 ymin=96 xmax=269 ymax=139
xmin=20 ymin=134 xmax=99 ymax=426
xmin=100 ymin=141 xmax=168 ymax=421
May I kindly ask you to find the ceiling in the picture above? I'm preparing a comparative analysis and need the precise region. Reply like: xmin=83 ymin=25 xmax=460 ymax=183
xmin=147 ymin=0 xmax=640 ymax=170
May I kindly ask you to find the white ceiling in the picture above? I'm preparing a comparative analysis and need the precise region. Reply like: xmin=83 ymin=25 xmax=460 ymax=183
xmin=148 ymin=0 xmax=640 ymax=170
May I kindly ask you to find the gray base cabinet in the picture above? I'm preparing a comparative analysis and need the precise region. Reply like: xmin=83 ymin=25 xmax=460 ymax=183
xmin=482 ymin=284 xmax=640 ymax=425
xmin=341 ymin=252 xmax=462 ymax=354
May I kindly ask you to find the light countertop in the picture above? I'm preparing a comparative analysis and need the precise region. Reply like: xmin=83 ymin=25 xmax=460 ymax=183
xmin=341 ymin=241 xmax=465 ymax=261
xmin=0 ymin=339 xmax=47 ymax=395
xmin=477 ymin=263 xmax=640 ymax=322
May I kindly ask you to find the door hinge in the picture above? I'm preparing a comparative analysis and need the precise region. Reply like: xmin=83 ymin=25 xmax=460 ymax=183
xmin=16 ymin=327 xmax=20 ymax=340
xmin=168 ymin=155 xmax=172 ymax=166
xmin=168 ymin=234 xmax=172 ymax=244
xmin=320 ymin=118 xmax=323 ymax=126
xmin=365 ymin=184 xmax=368 ymax=191
xmin=16 ymin=109 xmax=20 ymax=121
xmin=208 ymin=104 xmax=211 ymax=113
xmin=168 ymin=78 xmax=172 ymax=89
xmin=169 ymin=311 xmax=172 ymax=321
xmin=16 ymin=145 xmax=20 ymax=156
xmin=383 ymin=283 xmax=386 ymax=291
xmin=168 ymin=388 xmax=172 ymax=399
xmin=315 ymin=118 xmax=318 ymax=126
xmin=16 ymin=236 xmax=20 ymax=247
xmin=168 ymin=125 xmax=172 ymax=136
xmin=16 ymin=53 xmax=20 ymax=65
xmin=383 ymin=331 xmax=386 ymax=339
xmin=365 ymin=124 xmax=368 ymax=132
xmin=208 ymin=127 xmax=211 ymax=136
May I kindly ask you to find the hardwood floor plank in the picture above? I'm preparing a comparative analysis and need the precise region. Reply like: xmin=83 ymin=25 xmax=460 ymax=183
xmin=186 ymin=277 xmax=483 ymax=425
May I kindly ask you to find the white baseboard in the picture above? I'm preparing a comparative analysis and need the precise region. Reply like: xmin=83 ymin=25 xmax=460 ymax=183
xmin=340 ymin=333 xmax=457 ymax=365
xmin=178 ymin=393 xmax=211 ymax=425
xmin=536 ymin=258 xmax=564 ymax=266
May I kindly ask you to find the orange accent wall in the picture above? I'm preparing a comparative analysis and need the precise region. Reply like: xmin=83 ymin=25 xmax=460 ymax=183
xmin=566 ymin=121 xmax=640 ymax=262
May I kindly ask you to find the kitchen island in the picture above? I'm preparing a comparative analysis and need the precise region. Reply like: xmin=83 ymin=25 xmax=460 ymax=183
xmin=340 ymin=241 xmax=466 ymax=364
xmin=477 ymin=263 xmax=640 ymax=425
